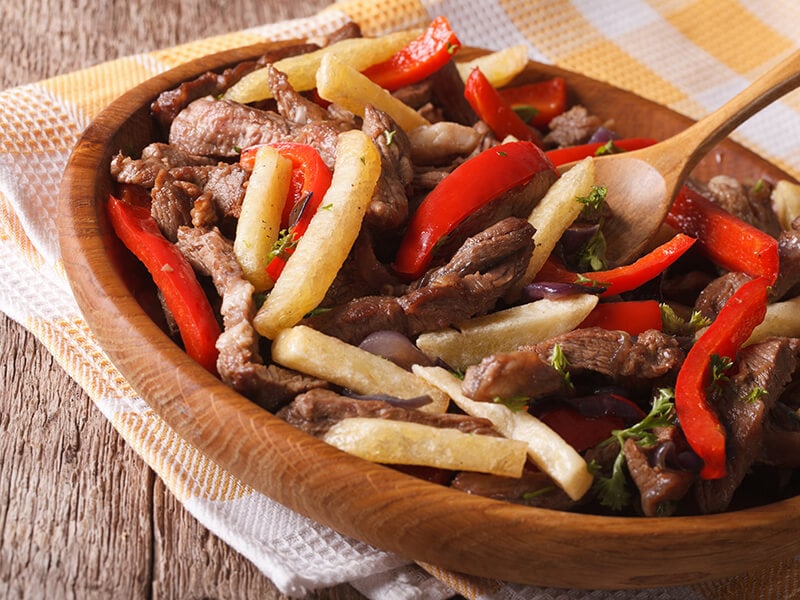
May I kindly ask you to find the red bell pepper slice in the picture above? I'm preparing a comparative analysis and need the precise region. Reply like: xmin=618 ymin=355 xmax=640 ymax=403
xmin=675 ymin=276 xmax=770 ymax=479
xmin=464 ymin=67 xmax=543 ymax=146
xmin=536 ymin=233 xmax=696 ymax=297
xmin=498 ymin=77 xmax=567 ymax=129
xmin=240 ymin=143 xmax=332 ymax=281
xmin=393 ymin=140 xmax=556 ymax=279
xmin=362 ymin=16 xmax=461 ymax=91
xmin=545 ymin=137 xmax=658 ymax=166
xmin=666 ymin=185 xmax=780 ymax=285
xmin=539 ymin=406 xmax=625 ymax=453
xmin=107 ymin=195 xmax=221 ymax=374
xmin=579 ymin=300 xmax=663 ymax=335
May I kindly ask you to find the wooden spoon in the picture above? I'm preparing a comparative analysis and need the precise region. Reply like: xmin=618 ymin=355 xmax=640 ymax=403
xmin=595 ymin=49 xmax=800 ymax=267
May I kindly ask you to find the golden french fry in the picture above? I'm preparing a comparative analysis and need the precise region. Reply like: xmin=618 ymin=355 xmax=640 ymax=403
xmin=772 ymin=179 xmax=800 ymax=231
xmin=225 ymin=30 xmax=419 ymax=104
xmin=746 ymin=296 xmax=800 ymax=345
xmin=253 ymin=130 xmax=380 ymax=338
xmin=271 ymin=325 xmax=449 ymax=413
xmin=414 ymin=366 xmax=593 ymax=501
xmin=456 ymin=44 xmax=529 ymax=88
xmin=323 ymin=417 xmax=528 ymax=477
xmin=232 ymin=146 xmax=291 ymax=292
xmin=415 ymin=294 xmax=598 ymax=370
xmin=513 ymin=157 xmax=595 ymax=294
xmin=316 ymin=53 xmax=430 ymax=132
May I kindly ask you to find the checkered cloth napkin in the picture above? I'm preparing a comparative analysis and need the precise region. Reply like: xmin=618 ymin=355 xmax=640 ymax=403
xmin=2 ymin=0 xmax=800 ymax=597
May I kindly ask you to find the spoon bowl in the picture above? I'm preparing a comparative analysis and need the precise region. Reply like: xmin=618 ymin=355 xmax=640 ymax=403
xmin=597 ymin=49 xmax=800 ymax=266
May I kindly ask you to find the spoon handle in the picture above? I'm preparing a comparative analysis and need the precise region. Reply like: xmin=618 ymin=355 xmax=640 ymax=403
xmin=671 ymin=48 xmax=800 ymax=178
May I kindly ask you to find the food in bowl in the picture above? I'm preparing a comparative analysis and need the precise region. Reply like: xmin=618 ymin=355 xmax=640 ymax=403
xmin=105 ymin=18 xmax=800 ymax=518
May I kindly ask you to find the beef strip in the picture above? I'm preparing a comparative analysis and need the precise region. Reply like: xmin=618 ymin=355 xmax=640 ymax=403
xmin=694 ymin=272 xmax=752 ymax=321
xmin=450 ymin=470 xmax=577 ymax=510
xmin=321 ymin=230 xmax=401 ymax=307
xmin=706 ymin=175 xmax=782 ymax=238
xmin=543 ymin=105 xmax=602 ymax=148
xmin=465 ymin=328 xmax=684 ymax=404
xmin=361 ymin=105 xmax=414 ymax=230
xmin=150 ymin=169 xmax=194 ymax=241
xmin=695 ymin=337 xmax=800 ymax=513
xmin=304 ymin=217 xmax=535 ymax=345
xmin=175 ymin=226 xmax=326 ymax=411
xmin=532 ymin=328 xmax=684 ymax=381
xmin=268 ymin=63 xmax=330 ymax=124
xmin=110 ymin=142 xmax=217 ymax=188
xmin=462 ymin=350 xmax=566 ymax=403
xmin=429 ymin=59 xmax=479 ymax=125
xmin=202 ymin=163 xmax=248 ymax=219
xmin=761 ymin=403 xmax=800 ymax=468
xmin=277 ymin=387 xmax=499 ymax=438
xmin=772 ymin=227 xmax=800 ymax=300
xmin=623 ymin=428 xmax=696 ymax=517
xmin=151 ymin=42 xmax=319 ymax=129
xmin=169 ymin=96 xmax=298 ymax=159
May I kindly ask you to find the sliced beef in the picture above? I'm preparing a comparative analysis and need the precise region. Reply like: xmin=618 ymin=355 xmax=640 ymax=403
xmin=268 ymin=63 xmax=330 ymax=124
xmin=202 ymin=163 xmax=248 ymax=219
xmin=150 ymin=169 xmax=194 ymax=241
xmin=695 ymin=337 xmax=800 ymax=513
xmin=462 ymin=350 xmax=567 ymax=403
xmin=429 ymin=59 xmax=479 ymax=125
xmin=694 ymin=272 xmax=751 ymax=321
xmin=321 ymin=230 xmax=401 ymax=307
xmin=277 ymin=387 xmax=499 ymax=438
xmin=392 ymin=80 xmax=434 ymax=110
xmin=772 ymin=228 xmax=800 ymax=300
xmin=151 ymin=42 xmax=319 ymax=128
xmin=706 ymin=175 xmax=781 ymax=238
xmin=361 ymin=105 xmax=414 ymax=230
xmin=304 ymin=217 xmax=535 ymax=344
xmin=623 ymin=428 xmax=696 ymax=517
xmin=543 ymin=105 xmax=601 ymax=148
xmin=761 ymin=403 xmax=800 ymax=468
xmin=110 ymin=142 xmax=217 ymax=188
xmin=175 ymin=226 xmax=326 ymax=411
xmin=530 ymin=328 xmax=684 ymax=381
xmin=169 ymin=96 xmax=297 ymax=158
xmin=450 ymin=470 xmax=577 ymax=510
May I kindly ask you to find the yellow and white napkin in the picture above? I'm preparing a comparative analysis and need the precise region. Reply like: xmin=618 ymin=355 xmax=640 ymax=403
xmin=2 ymin=1 xmax=799 ymax=598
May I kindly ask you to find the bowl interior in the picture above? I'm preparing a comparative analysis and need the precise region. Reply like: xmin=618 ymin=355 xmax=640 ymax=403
xmin=58 ymin=41 xmax=800 ymax=589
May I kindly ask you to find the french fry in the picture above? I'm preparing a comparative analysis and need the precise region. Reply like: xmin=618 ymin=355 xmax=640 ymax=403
xmin=316 ymin=53 xmax=429 ymax=132
xmin=253 ymin=130 xmax=380 ymax=338
xmin=414 ymin=366 xmax=594 ymax=501
xmin=772 ymin=179 xmax=800 ymax=231
xmin=272 ymin=325 xmax=450 ymax=413
xmin=224 ymin=30 xmax=420 ymax=104
xmin=746 ymin=296 xmax=800 ymax=345
xmin=415 ymin=294 xmax=598 ymax=370
xmin=513 ymin=157 xmax=596 ymax=294
xmin=456 ymin=44 xmax=529 ymax=88
xmin=323 ymin=417 xmax=528 ymax=477
xmin=232 ymin=146 xmax=291 ymax=292
xmin=271 ymin=325 xmax=449 ymax=413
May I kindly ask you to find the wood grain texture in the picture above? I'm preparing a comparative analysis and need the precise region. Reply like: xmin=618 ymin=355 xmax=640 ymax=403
xmin=57 ymin=39 xmax=800 ymax=592
xmin=1 ymin=1 xmax=367 ymax=599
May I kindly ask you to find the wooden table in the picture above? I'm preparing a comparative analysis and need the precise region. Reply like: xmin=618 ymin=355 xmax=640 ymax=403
xmin=1 ymin=1 xmax=367 ymax=597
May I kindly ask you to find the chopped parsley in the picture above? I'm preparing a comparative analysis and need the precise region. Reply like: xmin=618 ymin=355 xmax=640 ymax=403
xmin=576 ymin=228 xmax=607 ymax=272
xmin=550 ymin=344 xmax=573 ymax=390
xmin=267 ymin=228 xmax=299 ymax=263
xmin=710 ymin=354 xmax=734 ymax=389
xmin=592 ymin=388 xmax=677 ymax=511
xmin=492 ymin=395 xmax=530 ymax=412
xmin=576 ymin=185 xmax=608 ymax=213
xmin=383 ymin=129 xmax=396 ymax=146
xmin=594 ymin=140 xmax=622 ymax=156
xmin=660 ymin=304 xmax=711 ymax=336
xmin=743 ymin=386 xmax=768 ymax=404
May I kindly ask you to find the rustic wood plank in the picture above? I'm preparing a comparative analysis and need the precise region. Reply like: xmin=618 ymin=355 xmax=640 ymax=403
xmin=0 ymin=1 xmax=369 ymax=597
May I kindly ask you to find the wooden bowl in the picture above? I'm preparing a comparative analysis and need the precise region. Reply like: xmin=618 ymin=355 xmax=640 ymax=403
xmin=59 ymin=41 xmax=800 ymax=589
